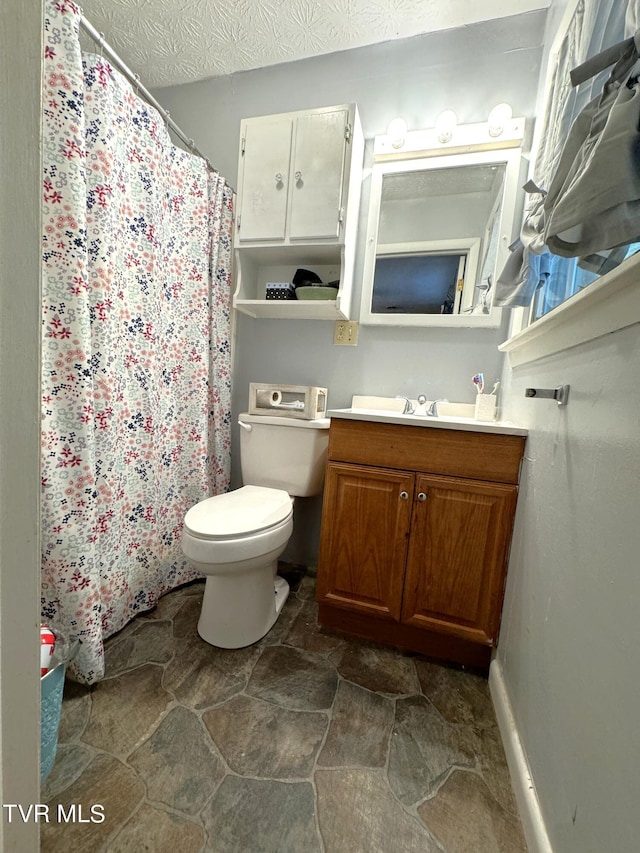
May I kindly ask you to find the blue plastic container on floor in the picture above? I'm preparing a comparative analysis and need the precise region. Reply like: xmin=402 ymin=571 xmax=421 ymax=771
xmin=40 ymin=637 xmax=79 ymax=782
xmin=40 ymin=661 xmax=66 ymax=782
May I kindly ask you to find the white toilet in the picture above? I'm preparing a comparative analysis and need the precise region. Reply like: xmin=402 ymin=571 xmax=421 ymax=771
xmin=181 ymin=412 xmax=330 ymax=648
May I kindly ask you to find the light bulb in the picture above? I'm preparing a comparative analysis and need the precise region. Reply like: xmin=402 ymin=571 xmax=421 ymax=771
xmin=435 ymin=110 xmax=457 ymax=143
xmin=386 ymin=117 xmax=408 ymax=149
xmin=487 ymin=103 xmax=513 ymax=137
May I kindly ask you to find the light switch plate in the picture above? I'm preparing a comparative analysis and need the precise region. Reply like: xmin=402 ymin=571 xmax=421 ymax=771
xmin=334 ymin=320 xmax=359 ymax=346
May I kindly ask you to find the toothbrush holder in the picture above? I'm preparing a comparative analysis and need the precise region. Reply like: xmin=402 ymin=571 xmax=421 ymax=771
xmin=475 ymin=394 xmax=497 ymax=421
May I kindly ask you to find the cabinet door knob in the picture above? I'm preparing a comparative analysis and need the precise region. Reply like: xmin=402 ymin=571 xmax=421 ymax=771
xmin=294 ymin=170 xmax=303 ymax=182
xmin=400 ymin=491 xmax=409 ymax=500
xmin=275 ymin=172 xmax=283 ymax=184
xmin=417 ymin=492 xmax=427 ymax=502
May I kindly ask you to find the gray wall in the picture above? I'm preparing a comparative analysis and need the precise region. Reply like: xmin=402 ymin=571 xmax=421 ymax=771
xmin=498 ymin=323 xmax=640 ymax=853
xmin=157 ymin=11 xmax=546 ymax=563
xmin=495 ymin=4 xmax=640 ymax=850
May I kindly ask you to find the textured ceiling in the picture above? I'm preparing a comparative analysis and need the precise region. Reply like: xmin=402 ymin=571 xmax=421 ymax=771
xmin=78 ymin=0 xmax=550 ymax=88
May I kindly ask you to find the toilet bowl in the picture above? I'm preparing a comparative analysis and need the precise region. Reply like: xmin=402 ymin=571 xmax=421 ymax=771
xmin=182 ymin=485 xmax=294 ymax=648
xmin=181 ymin=412 xmax=329 ymax=648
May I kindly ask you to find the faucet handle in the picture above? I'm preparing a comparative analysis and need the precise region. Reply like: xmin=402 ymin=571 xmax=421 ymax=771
xmin=427 ymin=398 xmax=448 ymax=417
xmin=395 ymin=396 xmax=415 ymax=414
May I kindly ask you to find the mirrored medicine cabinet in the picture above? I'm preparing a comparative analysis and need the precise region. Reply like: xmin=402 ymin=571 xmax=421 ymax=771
xmin=360 ymin=141 xmax=525 ymax=328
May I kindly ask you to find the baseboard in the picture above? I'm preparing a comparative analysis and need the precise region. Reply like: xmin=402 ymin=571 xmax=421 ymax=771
xmin=489 ymin=659 xmax=553 ymax=853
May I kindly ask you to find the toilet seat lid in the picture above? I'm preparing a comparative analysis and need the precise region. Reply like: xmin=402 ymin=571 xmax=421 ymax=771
xmin=184 ymin=485 xmax=292 ymax=539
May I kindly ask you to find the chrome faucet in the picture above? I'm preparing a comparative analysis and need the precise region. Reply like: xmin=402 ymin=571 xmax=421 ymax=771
xmin=427 ymin=398 xmax=448 ymax=417
xmin=396 ymin=396 xmax=415 ymax=414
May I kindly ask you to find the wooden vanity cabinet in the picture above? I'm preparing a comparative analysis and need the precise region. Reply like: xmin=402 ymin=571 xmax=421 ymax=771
xmin=317 ymin=418 xmax=525 ymax=668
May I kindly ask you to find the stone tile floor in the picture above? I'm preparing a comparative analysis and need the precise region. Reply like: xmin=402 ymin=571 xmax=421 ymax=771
xmin=41 ymin=565 xmax=527 ymax=852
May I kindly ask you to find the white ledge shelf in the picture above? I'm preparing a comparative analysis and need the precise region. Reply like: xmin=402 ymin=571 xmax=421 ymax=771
xmin=500 ymin=251 xmax=640 ymax=368
xmin=234 ymin=298 xmax=348 ymax=320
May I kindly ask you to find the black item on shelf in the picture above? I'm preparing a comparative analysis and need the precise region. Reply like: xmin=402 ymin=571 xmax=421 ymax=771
xmin=292 ymin=268 xmax=323 ymax=288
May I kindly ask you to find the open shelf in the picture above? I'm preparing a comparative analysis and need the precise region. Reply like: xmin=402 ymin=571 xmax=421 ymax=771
xmin=234 ymin=297 xmax=348 ymax=319
xmin=233 ymin=246 xmax=350 ymax=319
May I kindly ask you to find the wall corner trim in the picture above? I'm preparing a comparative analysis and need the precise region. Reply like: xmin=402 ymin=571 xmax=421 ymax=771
xmin=489 ymin=659 xmax=554 ymax=853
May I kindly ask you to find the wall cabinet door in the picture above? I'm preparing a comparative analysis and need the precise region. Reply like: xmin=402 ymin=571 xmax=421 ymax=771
xmin=288 ymin=109 xmax=348 ymax=241
xmin=317 ymin=462 xmax=413 ymax=621
xmin=237 ymin=117 xmax=293 ymax=242
xmin=401 ymin=474 xmax=518 ymax=646
xmin=238 ymin=107 xmax=349 ymax=244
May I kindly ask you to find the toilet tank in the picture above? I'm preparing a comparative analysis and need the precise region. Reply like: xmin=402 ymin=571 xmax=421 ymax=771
xmin=238 ymin=413 xmax=330 ymax=497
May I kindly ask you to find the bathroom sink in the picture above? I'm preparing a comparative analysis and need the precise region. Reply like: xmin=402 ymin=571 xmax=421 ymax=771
xmin=427 ymin=401 xmax=476 ymax=418
xmin=326 ymin=396 xmax=528 ymax=437
xmin=351 ymin=395 xmax=406 ymax=412
xmin=351 ymin=395 xmax=475 ymax=419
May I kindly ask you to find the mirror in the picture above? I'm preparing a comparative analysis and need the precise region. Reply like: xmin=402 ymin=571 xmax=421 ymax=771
xmin=360 ymin=147 xmax=523 ymax=327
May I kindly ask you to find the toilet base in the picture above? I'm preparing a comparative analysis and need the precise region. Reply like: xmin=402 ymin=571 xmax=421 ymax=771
xmin=274 ymin=575 xmax=289 ymax=617
xmin=197 ymin=558 xmax=290 ymax=649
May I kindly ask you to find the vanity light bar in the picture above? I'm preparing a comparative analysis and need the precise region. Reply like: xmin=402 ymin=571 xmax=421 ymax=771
xmin=373 ymin=117 xmax=525 ymax=162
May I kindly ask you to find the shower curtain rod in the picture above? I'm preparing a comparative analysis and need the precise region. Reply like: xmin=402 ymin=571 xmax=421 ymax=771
xmin=79 ymin=15 xmax=233 ymax=189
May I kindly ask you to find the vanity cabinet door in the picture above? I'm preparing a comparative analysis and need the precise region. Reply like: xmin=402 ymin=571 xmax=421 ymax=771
xmin=401 ymin=474 xmax=518 ymax=646
xmin=317 ymin=462 xmax=413 ymax=621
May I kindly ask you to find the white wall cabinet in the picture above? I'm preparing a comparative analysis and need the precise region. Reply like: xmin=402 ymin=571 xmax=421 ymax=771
xmin=233 ymin=104 xmax=364 ymax=319
xmin=238 ymin=108 xmax=348 ymax=243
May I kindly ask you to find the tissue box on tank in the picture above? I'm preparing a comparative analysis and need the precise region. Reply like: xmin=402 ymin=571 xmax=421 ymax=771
xmin=249 ymin=383 xmax=328 ymax=420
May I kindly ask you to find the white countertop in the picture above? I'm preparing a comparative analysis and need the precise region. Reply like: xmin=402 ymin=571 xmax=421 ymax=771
xmin=327 ymin=407 xmax=529 ymax=437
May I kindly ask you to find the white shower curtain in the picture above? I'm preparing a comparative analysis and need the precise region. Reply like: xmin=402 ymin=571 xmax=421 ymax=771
xmin=41 ymin=0 xmax=233 ymax=683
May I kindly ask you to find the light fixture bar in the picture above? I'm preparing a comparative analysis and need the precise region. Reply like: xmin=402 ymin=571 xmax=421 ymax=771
xmin=373 ymin=117 xmax=525 ymax=161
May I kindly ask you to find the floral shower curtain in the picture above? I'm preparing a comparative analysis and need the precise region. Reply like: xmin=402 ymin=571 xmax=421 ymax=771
xmin=41 ymin=0 xmax=233 ymax=683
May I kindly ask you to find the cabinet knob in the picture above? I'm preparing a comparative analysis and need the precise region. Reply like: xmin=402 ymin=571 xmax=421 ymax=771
xmin=275 ymin=172 xmax=283 ymax=184
xmin=294 ymin=170 xmax=303 ymax=182
xmin=400 ymin=491 xmax=409 ymax=500
xmin=417 ymin=492 xmax=427 ymax=502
